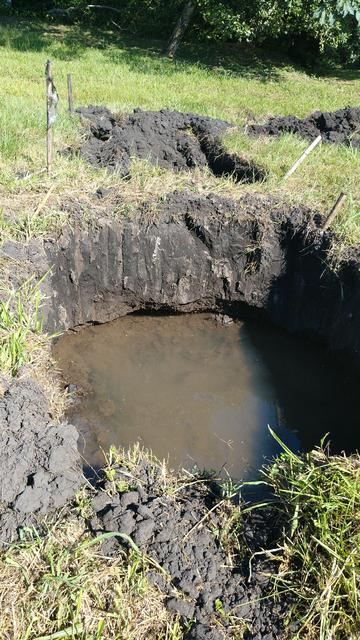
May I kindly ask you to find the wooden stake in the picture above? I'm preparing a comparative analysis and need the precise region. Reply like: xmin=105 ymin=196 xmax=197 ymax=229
xmin=67 ymin=73 xmax=74 ymax=114
xmin=322 ymin=192 xmax=347 ymax=231
xmin=284 ymin=134 xmax=322 ymax=180
xmin=34 ymin=184 xmax=56 ymax=217
xmin=45 ymin=60 xmax=53 ymax=176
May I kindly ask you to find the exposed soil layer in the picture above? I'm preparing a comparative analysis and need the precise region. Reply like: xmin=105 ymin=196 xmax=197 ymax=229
xmin=39 ymin=190 xmax=360 ymax=358
xmin=247 ymin=106 xmax=360 ymax=146
xmin=76 ymin=106 xmax=265 ymax=182
xmin=1 ymin=189 xmax=360 ymax=638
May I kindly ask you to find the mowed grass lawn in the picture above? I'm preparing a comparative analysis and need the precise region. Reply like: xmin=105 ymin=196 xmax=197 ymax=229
xmin=1 ymin=15 xmax=360 ymax=246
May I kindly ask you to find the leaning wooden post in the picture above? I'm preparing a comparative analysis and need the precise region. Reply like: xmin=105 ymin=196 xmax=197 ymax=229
xmin=67 ymin=73 xmax=74 ymax=114
xmin=45 ymin=60 xmax=58 ymax=176
xmin=322 ymin=192 xmax=347 ymax=231
xmin=284 ymin=134 xmax=322 ymax=180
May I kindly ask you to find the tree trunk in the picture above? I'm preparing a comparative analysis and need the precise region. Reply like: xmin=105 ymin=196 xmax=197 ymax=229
xmin=166 ymin=0 xmax=195 ymax=59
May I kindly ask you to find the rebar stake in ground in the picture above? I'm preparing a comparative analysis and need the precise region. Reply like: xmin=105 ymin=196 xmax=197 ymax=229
xmin=322 ymin=192 xmax=347 ymax=231
xmin=45 ymin=60 xmax=58 ymax=175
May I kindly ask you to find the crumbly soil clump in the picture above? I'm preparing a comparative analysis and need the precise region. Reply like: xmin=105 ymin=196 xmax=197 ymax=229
xmin=247 ymin=106 xmax=360 ymax=146
xmin=0 ymin=377 xmax=82 ymax=543
xmin=87 ymin=455 xmax=288 ymax=640
xmin=76 ymin=106 xmax=265 ymax=182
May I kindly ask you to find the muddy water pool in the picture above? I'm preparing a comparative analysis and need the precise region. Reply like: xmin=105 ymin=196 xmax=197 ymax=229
xmin=54 ymin=314 xmax=359 ymax=479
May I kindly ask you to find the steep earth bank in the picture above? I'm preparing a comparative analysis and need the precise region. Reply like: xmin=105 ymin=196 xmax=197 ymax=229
xmin=40 ymin=190 xmax=360 ymax=357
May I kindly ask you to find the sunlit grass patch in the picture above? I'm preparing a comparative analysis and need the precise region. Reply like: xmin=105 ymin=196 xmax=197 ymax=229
xmin=0 ymin=275 xmax=49 ymax=377
xmin=0 ymin=514 xmax=183 ymax=640
xmin=224 ymin=130 xmax=360 ymax=246
xmin=0 ymin=272 xmax=66 ymax=414
xmin=263 ymin=431 xmax=360 ymax=640
xmin=0 ymin=16 xmax=359 ymax=248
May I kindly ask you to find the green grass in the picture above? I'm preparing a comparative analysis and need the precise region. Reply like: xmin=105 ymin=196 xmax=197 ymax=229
xmin=224 ymin=130 xmax=360 ymax=245
xmin=0 ymin=513 xmax=183 ymax=640
xmin=262 ymin=431 xmax=360 ymax=640
xmin=0 ymin=15 xmax=360 ymax=245
xmin=0 ymin=275 xmax=49 ymax=377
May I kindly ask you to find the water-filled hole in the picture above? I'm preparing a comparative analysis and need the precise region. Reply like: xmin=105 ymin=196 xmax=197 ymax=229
xmin=54 ymin=313 xmax=360 ymax=479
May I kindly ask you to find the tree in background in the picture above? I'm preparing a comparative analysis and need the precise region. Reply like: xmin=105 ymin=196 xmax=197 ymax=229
xmin=167 ymin=0 xmax=360 ymax=62
xmin=4 ymin=0 xmax=360 ymax=63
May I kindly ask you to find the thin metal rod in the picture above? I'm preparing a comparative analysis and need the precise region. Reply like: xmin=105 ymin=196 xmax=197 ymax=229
xmin=284 ymin=134 xmax=322 ymax=180
xmin=45 ymin=59 xmax=53 ymax=176
xmin=67 ymin=73 xmax=74 ymax=114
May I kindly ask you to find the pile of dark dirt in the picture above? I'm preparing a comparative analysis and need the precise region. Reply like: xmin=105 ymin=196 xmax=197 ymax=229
xmin=76 ymin=106 xmax=265 ymax=183
xmin=88 ymin=457 xmax=288 ymax=640
xmin=0 ymin=376 xmax=83 ymax=545
xmin=0 ymin=370 xmax=287 ymax=639
xmin=247 ymin=106 xmax=360 ymax=146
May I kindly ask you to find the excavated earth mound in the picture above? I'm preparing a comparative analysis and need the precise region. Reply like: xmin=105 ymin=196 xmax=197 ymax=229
xmin=88 ymin=460 xmax=288 ymax=640
xmin=76 ymin=106 xmax=265 ymax=182
xmin=0 ymin=376 xmax=82 ymax=543
xmin=247 ymin=106 xmax=360 ymax=146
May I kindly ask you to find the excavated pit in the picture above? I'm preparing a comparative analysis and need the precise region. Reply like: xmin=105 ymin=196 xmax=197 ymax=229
xmin=1 ymin=189 xmax=360 ymax=639
xmin=54 ymin=312 xmax=360 ymax=480
xmin=76 ymin=106 xmax=265 ymax=182
xmin=247 ymin=105 xmax=360 ymax=146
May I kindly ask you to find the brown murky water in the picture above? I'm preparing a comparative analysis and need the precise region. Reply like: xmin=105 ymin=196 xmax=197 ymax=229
xmin=54 ymin=314 xmax=359 ymax=478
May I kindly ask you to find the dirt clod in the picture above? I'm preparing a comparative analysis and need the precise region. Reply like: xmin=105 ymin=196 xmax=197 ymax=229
xmin=90 ymin=458 xmax=285 ymax=640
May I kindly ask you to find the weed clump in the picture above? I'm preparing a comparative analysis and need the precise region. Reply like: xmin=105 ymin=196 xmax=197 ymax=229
xmin=0 ymin=276 xmax=49 ymax=377
xmin=263 ymin=431 xmax=360 ymax=640
xmin=0 ymin=515 xmax=182 ymax=640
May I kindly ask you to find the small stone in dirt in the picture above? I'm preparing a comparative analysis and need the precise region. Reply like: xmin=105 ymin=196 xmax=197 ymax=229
xmin=96 ymin=187 xmax=112 ymax=199
xmin=214 ymin=313 xmax=234 ymax=326
xmin=134 ymin=518 xmax=155 ymax=545
xmin=65 ymin=383 xmax=78 ymax=394
xmin=91 ymin=492 xmax=111 ymax=513
xmin=120 ymin=491 xmax=139 ymax=508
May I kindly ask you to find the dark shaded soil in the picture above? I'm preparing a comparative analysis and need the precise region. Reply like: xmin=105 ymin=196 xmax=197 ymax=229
xmin=247 ymin=106 xmax=360 ymax=146
xmin=40 ymin=190 xmax=360 ymax=359
xmin=88 ymin=459 xmax=288 ymax=640
xmin=0 ymin=376 xmax=82 ymax=545
xmin=76 ymin=106 xmax=265 ymax=182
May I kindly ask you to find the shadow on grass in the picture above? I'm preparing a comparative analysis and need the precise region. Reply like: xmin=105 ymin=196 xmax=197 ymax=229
xmin=0 ymin=13 xmax=293 ymax=82
xmin=1 ymin=13 xmax=359 ymax=82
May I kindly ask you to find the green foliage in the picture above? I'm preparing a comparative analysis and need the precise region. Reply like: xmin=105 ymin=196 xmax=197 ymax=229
xmin=0 ymin=515 xmax=182 ymax=640
xmin=0 ymin=275 xmax=47 ymax=377
xmin=8 ymin=0 xmax=360 ymax=61
xmin=263 ymin=429 xmax=360 ymax=639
